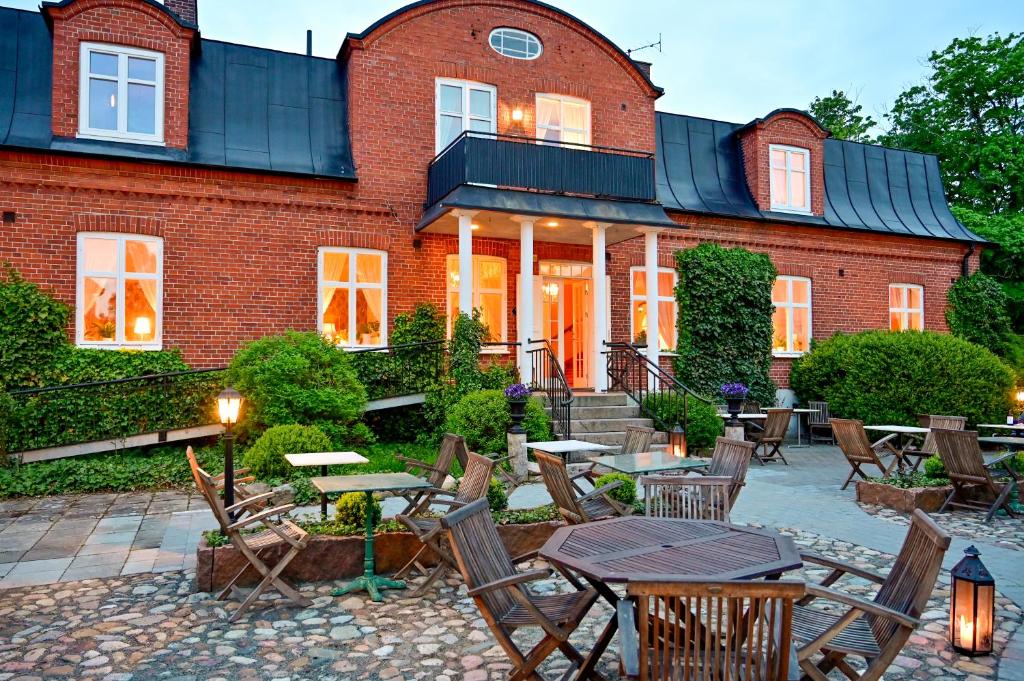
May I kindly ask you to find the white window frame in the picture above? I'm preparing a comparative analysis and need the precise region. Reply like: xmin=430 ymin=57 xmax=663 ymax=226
xmin=772 ymin=275 xmax=812 ymax=357
xmin=769 ymin=144 xmax=811 ymax=214
xmin=435 ymin=78 xmax=496 ymax=153
xmin=317 ymin=247 xmax=388 ymax=349
xmin=78 ymin=42 xmax=165 ymax=145
xmin=76 ymin=232 xmax=163 ymax=350
xmin=446 ymin=254 xmax=508 ymax=351
xmin=629 ymin=266 xmax=677 ymax=351
xmin=889 ymin=284 xmax=924 ymax=331
xmin=488 ymin=27 xmax=543 ymax=60
xmin=535 ymin=93 xmax=591 ymax=146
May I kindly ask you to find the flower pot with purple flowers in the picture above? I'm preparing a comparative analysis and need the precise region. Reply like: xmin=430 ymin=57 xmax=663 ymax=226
xmin=720 ymin=383 xmax=750 ymax=427
xmin=505 ymin=383 xmax=532 ymax=434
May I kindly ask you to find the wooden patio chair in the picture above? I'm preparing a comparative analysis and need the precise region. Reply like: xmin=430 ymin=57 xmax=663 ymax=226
xmin=793 ymin=510 xmax=951 ymax=681
xmin=831 ymin=418 xmax=899 ymax=490
xmin=639 ymin=475 xmax=734 ymax=521
xmin=751 ymin=408 xmax=792 ymax=465
xmin=704 ymin=436 xmax=755 ymax=508
xmin=807 ymin=400 xmax=834 ymax=445
xmin=446 ymin=431 xmax=520 ymax=491
xmin=910 ymin=415 xmax=967 ymax=470
xmin=440 ymin=497 xmax=602 ymax=681
xmin=934 ymin=429 xmax=1019 ymax=522
xmin=186 ymin=446 xmax=262 ymax=521
xmin=192 ymin=459 xmax=312 ymax=622
xmin=742 ymin=399 xmax=764 ymax=439
xmin=618 ymin=579 xmax=805 ymax=680
xmin=395 ymin=452 xmax=496 ymax=595
xmin=395 ymin=433 xmax=462 ymax=514
xmin=581 ymin=424 xmax=656 ymax=483
xmin=535 ymin=450 xmax=632 ymax=524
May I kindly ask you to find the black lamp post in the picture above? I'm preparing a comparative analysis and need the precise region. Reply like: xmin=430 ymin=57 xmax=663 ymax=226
xmin=949 ymin=545 xmax=995 ymax=656
xmin=217 ymin=387 xmax=243 ymax=517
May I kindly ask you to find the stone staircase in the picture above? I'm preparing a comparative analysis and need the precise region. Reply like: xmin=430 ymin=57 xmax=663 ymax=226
xmin=542 ymin=392 xmax=667 ymax=449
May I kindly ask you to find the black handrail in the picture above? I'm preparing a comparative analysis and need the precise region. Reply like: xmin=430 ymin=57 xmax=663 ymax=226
xmin=526 ymin=338 xmax=573 ymax=439
xmin=7 ymin=367 xmax=227 ymax=396
xmin=346 ymin=339 xmax=448 ymax=401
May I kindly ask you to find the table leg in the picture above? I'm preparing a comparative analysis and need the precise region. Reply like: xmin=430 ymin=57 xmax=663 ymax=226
xmin=320 ymin=465 xmax=329 ymax=519
xmin=332 ymin=490 xmax=406 ymax=602
xmin=791 ymin=412 xmax=809 ymax=449
xmin=573 ymin=575 xmax=620 ymax=679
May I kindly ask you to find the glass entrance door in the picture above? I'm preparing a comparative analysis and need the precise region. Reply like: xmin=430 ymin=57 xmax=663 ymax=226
xmin=541 ymin=275 xmax=592 ymax=388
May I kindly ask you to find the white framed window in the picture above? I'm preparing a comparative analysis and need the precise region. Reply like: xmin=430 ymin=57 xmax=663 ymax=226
xmin=769 ymin=144 xmax=810 ymax=213
xmin=76 ymin=233 xmax=162 ymax=349
xmin=435 ymin=78 xmax=496 ymax=153
xmin=318 ymin=248 xmax=387 ymax=348
xmin=772 ymin=276 xmax=812 ymax=355
xmin=446 ymin=255 xmax=507 ymax=346
xmin=629 ymin=267 xmax=677 ymax=351
xmin=889 ymin=284 xmax=924 ymax=331
xmin=78 ymin=42 xmax=164 ymax=145
xmin=536 ymin=94 xmax=590 ymax=145
xmin=489 ymin=28 xmax=542 ymax=60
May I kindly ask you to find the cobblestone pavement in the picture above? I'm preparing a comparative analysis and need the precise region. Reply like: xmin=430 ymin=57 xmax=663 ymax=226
xmin=0 ymin=527 xmax=1019 ymax=681
xmin=860 ymin=504 xmax=1024 ymax=552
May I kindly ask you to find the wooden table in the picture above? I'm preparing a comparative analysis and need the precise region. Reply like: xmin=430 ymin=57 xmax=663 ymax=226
xmin=309 ymin=472 xmax=432 ymax=602
xmin=539 ymin=517 xmax=802 ymax=677
xmin=285 ymin=451 xmax=369 ymax=518
xmin=979 ymin=423 xmax=1024 ymax=435
xmin=979 ymin=436 xmax=1024 ymax=451
xmin=717 ymin=409 xmax=820 ymax=445
xmin=863 ymin=424 xmax=930 ymax=470
xmin=587 ymin=451 xmax=708 ymax=476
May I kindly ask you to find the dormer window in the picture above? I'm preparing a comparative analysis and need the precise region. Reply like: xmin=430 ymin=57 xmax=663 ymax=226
xmin=769 ymin=145 xmax=810 ymax=213
xmin=79 ymin=43 xmax=164 ymax=145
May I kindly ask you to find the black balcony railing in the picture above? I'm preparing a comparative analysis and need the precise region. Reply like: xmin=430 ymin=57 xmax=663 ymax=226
xmin=427 ymin=131 xmax=656 ymax=207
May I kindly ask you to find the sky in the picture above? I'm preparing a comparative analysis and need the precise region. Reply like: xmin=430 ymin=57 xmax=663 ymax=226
xmin=9 ymin=0 xmax=1021 ymax=132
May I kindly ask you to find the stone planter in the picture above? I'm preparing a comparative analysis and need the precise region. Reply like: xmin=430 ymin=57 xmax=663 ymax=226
xmin=196 ymin=520 xmax=562 ymax=592
xmin=855 ymin=479 xmax=952 ymax=513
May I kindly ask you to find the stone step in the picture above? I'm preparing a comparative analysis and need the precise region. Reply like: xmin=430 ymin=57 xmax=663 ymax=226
xmin=569 ymin=417 xmax=655 ymax=434
xmin=570 ymin=430 xmax=669 ymax=447
xmin=545 ymin=404 xmax=641 ymax=419
xmin=540 ymin=392 xmax=630 ymax=407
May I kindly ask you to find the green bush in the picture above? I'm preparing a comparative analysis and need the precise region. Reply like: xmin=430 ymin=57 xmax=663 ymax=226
xmin=923 ymin=455 xmax=945 ymax=478
xmin=486 ymin=477 xmax=508 ymax=512
xmin=640 ymin=393 xmax=723 ymax=451
xmin=242 ymin=424 xmax=332 ymax=480
xmin=874 ymin=471 xmax=949 ymax=489
xmin=445 ymin=390 xmax=550 ymax=454
xmin=0 ymin=266 xmax=70 ymax=389
xmin=0 ymin=391 xmax=13 ymax=464
xmin=335 ymin=491 xmax=381 ymax=527
xmin=946 ymin=272 xmax=1012 ymax=356
xmin=673 ymin=243 xmax=777 ymax=405
xmin=480 ymin=363 xmax=520 ymax=390
xmin=450 ymin=311 xmax=486 ymax=392
xmin=350 ymin=303 xmax=446 ymax=401
xmin=790 ymin=331 xmax=1014 ymax=426
xmin=594 ymin=472 xmax=637 ymax=506
xmin=227 ymin=331 xmax=370 ymax=445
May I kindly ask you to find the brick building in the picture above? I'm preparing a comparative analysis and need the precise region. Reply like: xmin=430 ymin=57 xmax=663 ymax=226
xmin=0 ymin=0 xmax=983 ymax=400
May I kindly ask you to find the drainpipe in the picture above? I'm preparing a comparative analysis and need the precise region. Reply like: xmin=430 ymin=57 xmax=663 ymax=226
xmin=961 ymin=244 xmax=975 ymax=277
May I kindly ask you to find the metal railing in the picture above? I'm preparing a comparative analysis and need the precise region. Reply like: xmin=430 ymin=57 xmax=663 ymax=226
xmin=527 ymin=339 xmax=573 ymax=439
xmin=427 ymin=131 xmax=657 ymax=206
xmin=347 ymin=340 xmax=447 ymax=401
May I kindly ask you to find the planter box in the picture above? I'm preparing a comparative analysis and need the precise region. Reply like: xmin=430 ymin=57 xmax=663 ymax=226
xmin=856 ymin=479 xmax=952 ymax=513
xmin=196 ymin=520 xmax=562 ymax=592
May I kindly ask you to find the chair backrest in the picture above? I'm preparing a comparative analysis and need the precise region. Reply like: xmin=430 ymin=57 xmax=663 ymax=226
xmin=454 ymin=452 xmax=496 ymax=504
xmin=871 ymin=510 xmax=951 ymax=648
xmin=443 ymin=432 xmax=471 ymax=472
xmin=627 ymin=579 xmax=804 ymax=681
xmin=621 ymin=425 xmax=655 ymax=456
xmin=706 ymin=437 xmax=754 ymax=506
xmin=920 ymin=416 xmax=967 ymax=455
xmin=427 ymin=433 xmax=462 ymax=485
xmin=933 ymin=429 xmax=994 ymax=488
xmin=761 ymin=409 xmax=792 ymax=441
xmin=441 ymin=498 xmax=520 ymax=623
xmin=186 ymin=446 xmax=205 ymax=492
xmin=831 ymin=418 xmax=883 ymax=465
xmin=807 ymin=401 xmax=831 ymax=426
xmin=742 ymin=400 xmax=761 ymax=414
xmin=192 ymin=459 xmax=234 ymax=533
xmin=535 ymin=450 xmax=586 ymax=523
xmin=640 ymin=475 xmax=733 ymax=521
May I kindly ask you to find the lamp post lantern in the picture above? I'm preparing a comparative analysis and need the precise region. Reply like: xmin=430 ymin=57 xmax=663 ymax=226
xmin=217 ymin=387 xmax=243 ymax=518
xmin=949 ymin=545 xmax=995 ymax=656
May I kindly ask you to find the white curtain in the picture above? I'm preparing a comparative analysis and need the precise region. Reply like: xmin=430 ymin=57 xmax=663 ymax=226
xmin=321 ymin=252 xmax=348 ymax=314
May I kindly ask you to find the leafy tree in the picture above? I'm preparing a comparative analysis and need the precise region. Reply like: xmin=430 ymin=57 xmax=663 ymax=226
xmin=952 ymin=206 xmax=1024 ymax=331
xmin=880 ymin=33 xmax=1024 ymax=214
xmin=946 ymin=272 xmax=1012 ymax=356
xmin=808 ymin=90 xmax=876 ymax=143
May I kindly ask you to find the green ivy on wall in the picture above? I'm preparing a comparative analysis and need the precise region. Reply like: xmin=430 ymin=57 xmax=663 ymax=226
xmin=673 ymin=243 xmax=777 ymax=405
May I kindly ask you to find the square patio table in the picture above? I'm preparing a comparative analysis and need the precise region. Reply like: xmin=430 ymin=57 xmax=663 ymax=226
xmin=286 ymin=451 xmax=369 ymax=518
xmin=309 ymin=472 xmax=432 ymax=602
xmin=587 ymin=450 xmax=708 ymax=476
xmin=978 ymin=424 xmax=1024 ymax=436
xmin=524 ymin=439 xmax=616 ymax=467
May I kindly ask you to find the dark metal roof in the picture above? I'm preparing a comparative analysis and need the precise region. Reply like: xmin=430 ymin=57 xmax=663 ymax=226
xmin=655 ymin=111 xmax=984 ymax=243
xmin=0 ymin=7 xmax=355 ymax=180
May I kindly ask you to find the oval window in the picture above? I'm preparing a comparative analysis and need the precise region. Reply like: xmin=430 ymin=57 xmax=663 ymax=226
xmin=489 ymin=28 xmax=542 ymax=60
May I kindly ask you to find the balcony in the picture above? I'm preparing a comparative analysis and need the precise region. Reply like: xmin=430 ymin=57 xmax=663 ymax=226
xmin=426 ymin=132 xmax=656 ymax=208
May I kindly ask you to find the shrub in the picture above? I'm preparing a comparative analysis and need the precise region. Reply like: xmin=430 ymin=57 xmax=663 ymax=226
xmin=594 ymin=472 xmax=637 ymax=506
xmin=0 ymin=391 xmax=14 ymax=465
xmin=445 ymin=389 xmax=550 ymax=454
xmin=0 ymin=266 xmax=70 ymax=389
xmin=350 ymin=303 xmax=446 ymax=401
xmin=946 ymin=272 xmax=1012 ymax=356
xmin=790 ymin=330 xmax=1014 ymax=426
xmin=480 ymin=363 xmax=520 ymax=390
xmin=873 ymin=471 xmax=949 ymax=489
xmin=640 ymin=393 xmax=723 ymax=451
xmin=923 ymin=455 xmax=945 ymax=478
xmin=335 ymin=491 xmax=381 ymax=527
xmin=451 ymin=311 xmax=486 ymax=392
xmin=242 ymin=424 xmax=331 ymax=480
xmin=227 ymin=331 xmax=369 ymax=445
xmin=486 ymin=477 xmax=508 ymax=512
xmin=673 ymin=243 xmax=777 ymax=405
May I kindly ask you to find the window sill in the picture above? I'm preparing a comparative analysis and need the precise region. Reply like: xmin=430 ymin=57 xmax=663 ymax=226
xmin=481 ymin=346 xmax=510 ymax=355
xmin=769 ymin=206 xmax=812 ymax=216
xmin=77 ymin=132 xmax=166 ymax=147
xmin=772 ymin=351 xmax=806 ymax=359
xmin=76 ymin=342 xmax=163 ymax=351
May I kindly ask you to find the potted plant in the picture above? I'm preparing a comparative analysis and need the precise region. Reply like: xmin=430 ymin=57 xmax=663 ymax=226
xmin=505 ymin=383 xmax=532 ymax=434
xmin=720 ymin=382 xmax=749 ymax=427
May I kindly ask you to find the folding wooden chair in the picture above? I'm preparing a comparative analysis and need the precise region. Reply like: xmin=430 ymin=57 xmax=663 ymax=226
xmin=934 ymin=429 xmax=1019 ymax=522
xmin=395 ymin=433 xmax=462 ymax=514
xmin=704 ymin=436 xmax=754 ymax=508
xmin=807 ymin=400 xmax=834 ymax=445
xmin=395 ymin=452 xmax=495 ymax=595
xmin=831 ymin=418 xmax=899 ymax=490
xmin=441 ymin=498 xmax=603 ymax=681
xmin=445 ymin=431 xmax=520 ymax=490
xmin=580 ymin=424 xmax=656 ymax=483
xmin=193 ymin=462 xmax=312 ymax=621
xmin=186 ymin=446 xmax=255 ymax=505
xmin=793 ymin=510 xmax=951 ymax=681
xmin=618 ymin=579 xmax=804 ymax=680
xmin=751 ymin=408 xmax=792 ymax=465
xmin=535 ymin=450 xmax=632 ymax=524
xmin=639 ymin=475 xmax=734 ymax=521
xmin=908 ymin=415 xmax=967 ymax=471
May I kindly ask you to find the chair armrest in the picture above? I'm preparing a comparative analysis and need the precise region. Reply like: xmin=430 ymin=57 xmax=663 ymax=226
xmin=804 ymin=583 xmax=919 ymax=629
xmin=577 ymin=480 xmax=622 ymax=503
xmin=799 ymin=551 xmax=886 ymax=585
xmin=617 ymin=598 xmax=640 ymax=679
xmin=224 ymin=490 xmax=276 ymax=513
xmin=870 ymin=433 xmax=898 ymax=451
xmin=467 ymin=569 xmax=551 ymax=596
xmin=511 ymin=549 xmax=539 ymax=564
xmin=396 ymin=456 xmax=446 ymax=475
xmin=227 ymin=504 xmax=297 ymax=531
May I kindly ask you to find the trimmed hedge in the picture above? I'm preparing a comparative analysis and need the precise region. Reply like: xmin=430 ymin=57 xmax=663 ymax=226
xmin=640 ymin=393 xmax=723 ymax=452
xmin=445 ymin=389 xmax=550 ymax=454
xmin=790 ymin=331 xmax=1014 ymax=426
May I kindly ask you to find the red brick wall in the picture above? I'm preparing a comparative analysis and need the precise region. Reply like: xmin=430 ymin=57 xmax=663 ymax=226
xmin=47 ymin=0 xmax=195 ymax=149
xmin=738 ymin=111 xmax=828 ymax=216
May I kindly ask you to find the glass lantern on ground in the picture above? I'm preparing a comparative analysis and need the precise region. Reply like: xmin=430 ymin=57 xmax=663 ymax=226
xmin=217 ymin=387 xmax=243 ymax=518
xmin=669 ymin=423 xmax=687 ymax=458
xmin=949 ymin=545 xmax=994 ymax=656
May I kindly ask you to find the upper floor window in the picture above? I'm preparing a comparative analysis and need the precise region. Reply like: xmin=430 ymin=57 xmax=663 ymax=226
xmin=769 ymin=145 xmax=810 ymax=213
xmin=79 ymin=43 xmax=164 ymax=145
xmin=436 ymin=78 xmax=496 ymax=153
xmin=489 ymin=28 xmax=542 ymax=60
xmin=630 ymin=267 xmax=677 ymax=351
xmin=319 ymin=248 xmax=387 ymax=348
xmin=77 ymin=233 xmax=162 ymax=348
xmin=889 ymin=284 xmax=924 ymax=331
xmin=536 ymin=94 xmax=590 ymax=145
xmin=772 ymin=276 xmax=811 ymax=355
xmin=446 ymin=254 xmax=507 ymax=345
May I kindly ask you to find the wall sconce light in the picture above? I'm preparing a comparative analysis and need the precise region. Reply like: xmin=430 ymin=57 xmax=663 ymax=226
xmin=949 ymin=545 xmax=994 ymax=656
xmin=546 ymin=220 xmax=559 ymax=227
xmin=471 ymin=223 xmax=481 ymax=231
xmin=511 ymin=108 xmax=524 ymax=122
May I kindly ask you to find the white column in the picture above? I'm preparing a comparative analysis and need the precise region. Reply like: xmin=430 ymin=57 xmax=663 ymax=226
xmin=642 ymin=228 xmax=661 ymax=388
xmin=454 ymin=210 xmax=477 ymax=315
xmin=587 ymin=222 xmax=610 ymax=392
xmin=513 ymin=216 xmax=535 ymax=385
